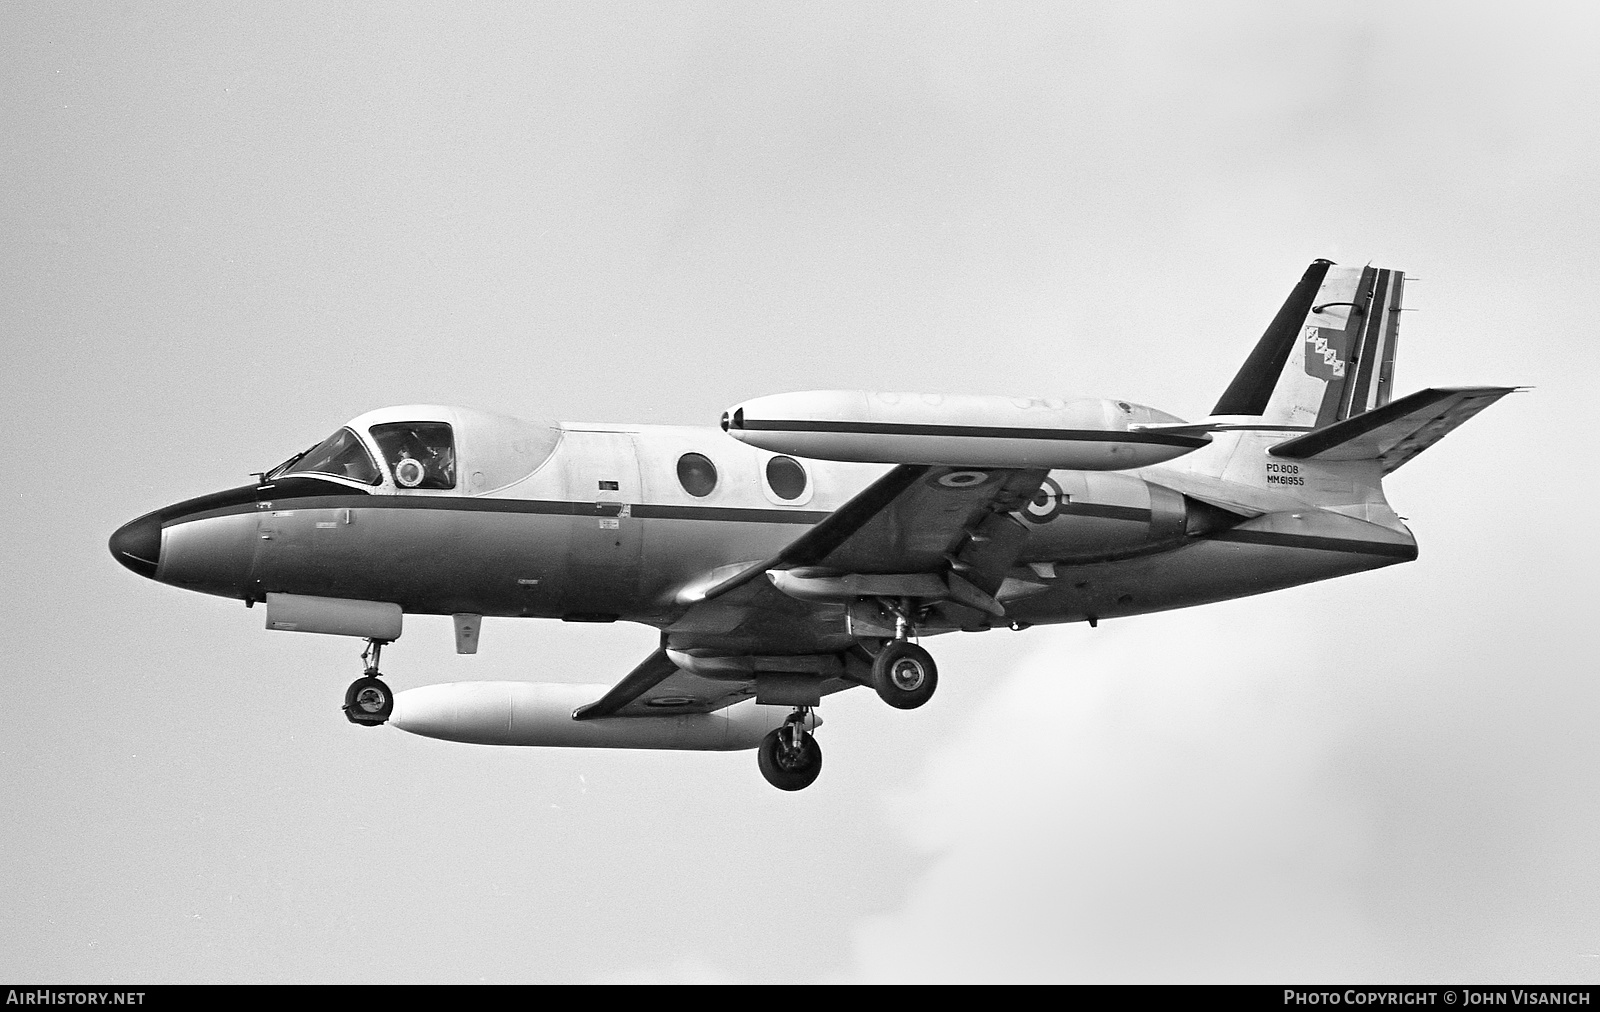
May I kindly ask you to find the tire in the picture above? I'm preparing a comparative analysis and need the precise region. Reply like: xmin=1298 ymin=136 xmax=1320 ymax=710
xmin=343 ymin=676 xmax=393 ymax=725
xmin=870 ymin=640 xmax=938 ymax=710
xmin=757 ymin=726 xmax=823 ymax=791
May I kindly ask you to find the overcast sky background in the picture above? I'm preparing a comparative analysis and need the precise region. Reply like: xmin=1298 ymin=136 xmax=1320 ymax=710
xmin=3 ymin=2 xmax=1598 ymax=983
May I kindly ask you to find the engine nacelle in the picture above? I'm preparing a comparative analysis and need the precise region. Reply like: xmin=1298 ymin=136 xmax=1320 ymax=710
xmin=389 ymin=681 xmax=813 ymax=751
xmin=721 ymin=390 xmax=1209 ymax=470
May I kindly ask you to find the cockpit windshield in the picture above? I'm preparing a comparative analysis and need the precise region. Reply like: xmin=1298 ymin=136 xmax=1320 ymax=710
xmin=269 ymin=427 xmax=381 ymax=484
xmin=370 ymin=421 xmax=456 ymax=489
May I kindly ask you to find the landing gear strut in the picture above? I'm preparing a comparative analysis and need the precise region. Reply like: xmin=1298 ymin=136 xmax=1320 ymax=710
xmin=869 ymin=602 xmax=938 ymax=710
xmin=343 ymin=638 xmax=394 ymax=726
xmin=757 ymin=707 xmax=822 ymax=791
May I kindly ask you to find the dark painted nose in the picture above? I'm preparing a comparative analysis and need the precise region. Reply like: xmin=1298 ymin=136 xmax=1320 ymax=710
xmin=109 ymin=513 xmax=162 ymax=579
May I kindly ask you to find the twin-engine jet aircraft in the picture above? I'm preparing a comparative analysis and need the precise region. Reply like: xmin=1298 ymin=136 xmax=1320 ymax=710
xmin=111 ymin=261 xmax=1513 ymax=790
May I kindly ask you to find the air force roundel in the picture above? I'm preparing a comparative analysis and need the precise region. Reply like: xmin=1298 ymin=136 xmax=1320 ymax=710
xmin=1022 ymin=476 xmax=1065 ymax=524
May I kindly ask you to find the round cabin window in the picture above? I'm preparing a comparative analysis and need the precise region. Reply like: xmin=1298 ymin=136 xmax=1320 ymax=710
xmin=676 ymin=452 xmax=718 ymax=497
xmin=765 ymin=455 xmax=808 ymax=501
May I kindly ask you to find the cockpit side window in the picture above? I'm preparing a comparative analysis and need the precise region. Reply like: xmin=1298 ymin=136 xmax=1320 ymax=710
xmin=276 ymin=427 xmax=381 ymax=485
xmin=370 ymin=422 xmax=456 ymax=489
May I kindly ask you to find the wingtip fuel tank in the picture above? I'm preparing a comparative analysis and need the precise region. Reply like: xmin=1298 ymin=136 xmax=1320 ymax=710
xmin=721 ymin=390 xmax=1209 ymax=470
xmin=390 ymin=681 xmax=812 ymax=751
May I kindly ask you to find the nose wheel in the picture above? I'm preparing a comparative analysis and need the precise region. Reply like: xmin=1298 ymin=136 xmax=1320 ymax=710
xmin=343 ymin=639 xmax=393 ymax=726
xmin=757 ymin=708 xmax=822 ymax=791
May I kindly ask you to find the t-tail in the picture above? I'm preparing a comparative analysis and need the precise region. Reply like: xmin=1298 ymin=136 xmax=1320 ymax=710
xmin=1146 ymin=260 xmax=1516 ymax=517
xmin=1204 ymin=259 xmax=1513 ymax=475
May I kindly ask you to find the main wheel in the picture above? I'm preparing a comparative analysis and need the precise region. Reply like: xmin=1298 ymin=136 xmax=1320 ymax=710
xmin=871 ymin=640 xmax=938 ymax=710
xmin=343 ymin=676 xmax=393 ymax=726
xmin=757 ymin=726 xmax=823 ymax=791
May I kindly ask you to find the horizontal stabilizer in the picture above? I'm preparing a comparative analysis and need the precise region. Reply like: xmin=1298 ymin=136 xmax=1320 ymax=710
xmin=1269 ymin=386 xmax=1517 ymax=473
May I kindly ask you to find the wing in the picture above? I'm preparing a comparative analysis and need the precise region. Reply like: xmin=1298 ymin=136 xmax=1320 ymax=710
xmin=575 ymin=464 xmax=1047 ymax=720
xmin=689 ymin=463 xmax=1046 ymax=601
xmin=571 ymin=644 xmax=748 ymax=718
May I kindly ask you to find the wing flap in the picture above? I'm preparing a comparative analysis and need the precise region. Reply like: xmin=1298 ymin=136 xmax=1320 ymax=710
xmin=1268 ymin=386 xmax=1516 ymax=473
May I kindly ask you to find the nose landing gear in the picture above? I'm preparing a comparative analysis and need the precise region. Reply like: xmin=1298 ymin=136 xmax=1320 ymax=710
xmin=757 ymin=707 xmax=822 ymax=791
xmin=343 ymin=638 xmax=394 ymax=726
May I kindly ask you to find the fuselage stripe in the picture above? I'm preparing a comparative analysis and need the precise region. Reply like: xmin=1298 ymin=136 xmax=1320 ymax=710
xmin=1057 ymin=502 xmax=1151 ymax=523
xmin=163 ymin=494 xmax=830 ymax=528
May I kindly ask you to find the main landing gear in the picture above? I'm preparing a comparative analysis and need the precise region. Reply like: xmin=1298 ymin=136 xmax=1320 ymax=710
xmin=868 ymin=604 xmax=938 ymax=710
xmin=343 ymin=638 xmax=394 ymax=726
xmin=758 ymin=707 xmax=822 ymax=791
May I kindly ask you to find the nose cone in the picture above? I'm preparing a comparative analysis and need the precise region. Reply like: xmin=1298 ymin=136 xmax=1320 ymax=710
xmin=109 ymin=513 xmax=162 ymax=579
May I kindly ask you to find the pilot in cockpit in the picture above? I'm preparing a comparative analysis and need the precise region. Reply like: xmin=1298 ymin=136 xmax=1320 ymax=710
xmin=372 ymin=421 xmax=456 ymax=490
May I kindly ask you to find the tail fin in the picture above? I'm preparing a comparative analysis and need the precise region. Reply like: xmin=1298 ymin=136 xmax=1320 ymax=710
xmin=1213 ymin=260 xmax=1406 ymax=428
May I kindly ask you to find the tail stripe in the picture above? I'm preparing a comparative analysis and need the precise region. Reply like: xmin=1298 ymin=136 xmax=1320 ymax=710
xmin=1312 ymin=265 xmax=1376 ymax=426
xmin=1342 ymin=267 xmax=1393 ymax=420
xmin=1373 ymin=273 xmax=1403 ymax=409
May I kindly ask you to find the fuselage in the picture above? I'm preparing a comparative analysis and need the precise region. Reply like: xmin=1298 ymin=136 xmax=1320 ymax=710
xmin=110 ymin=403 xmax=1418 ymax=653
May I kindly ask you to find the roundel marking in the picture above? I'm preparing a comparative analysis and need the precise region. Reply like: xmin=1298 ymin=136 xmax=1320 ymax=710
xmin=1022 ymin=476 xmax=1065 ymax=524
xmin=646 ymin=696 xmax=697 ymax=708
xmin=937 ymin=470 xmax=990 ymax=489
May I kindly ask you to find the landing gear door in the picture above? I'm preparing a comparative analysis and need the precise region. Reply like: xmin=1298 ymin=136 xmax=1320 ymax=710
xmin=560 ymin=430 xmax=643 ymax=613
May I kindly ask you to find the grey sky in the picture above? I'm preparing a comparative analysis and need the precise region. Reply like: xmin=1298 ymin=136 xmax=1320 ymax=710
xmin=2 ymin=2 xmax=1597 ymax=982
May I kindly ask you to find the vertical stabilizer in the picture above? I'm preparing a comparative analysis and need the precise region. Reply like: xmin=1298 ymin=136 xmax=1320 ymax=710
xmin=1212 ymin=261 xmax=1406 ymax=428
